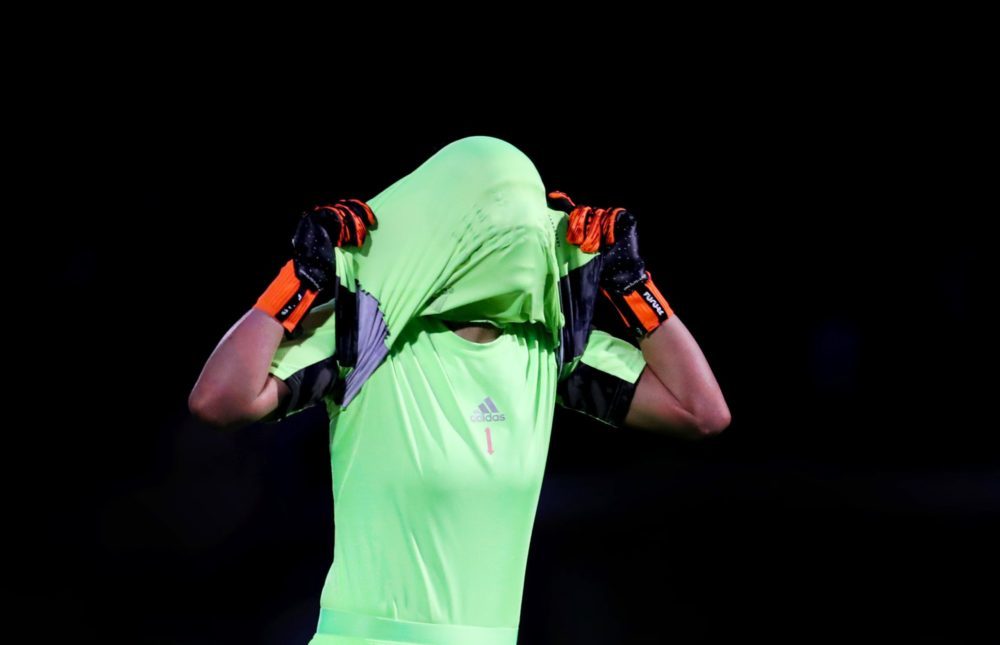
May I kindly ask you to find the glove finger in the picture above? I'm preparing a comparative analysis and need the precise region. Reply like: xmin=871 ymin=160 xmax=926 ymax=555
xmin=340 ymin=198 xmax=378 ymax=228
xmin=603 ymin=207 xmax=627 ymax=246
xmin=341 ymin=201 xmax=376 ymax=246
xmin=333 ymin=204 xmax=364 ymax=246
xmin=583 ymin=208 xmax=605 ymax=253
xmin=546 ymin=190 xmax=576 ymax=213
xmin=344 ymin=208 xmax=368 ymax=247
xmin=313 ymin=205 xmax=350 ymax=246
xmin=324 ymin=199 xmax=377 ymax=246
xmin=566 ymin=205 xmax=592 ymax=248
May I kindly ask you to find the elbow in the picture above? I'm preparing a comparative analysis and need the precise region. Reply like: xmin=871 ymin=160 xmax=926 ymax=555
xmin=188 ymin=387 xmax=254 ymax=431
xmin=694 ymin=405 xmax=732 ymax=438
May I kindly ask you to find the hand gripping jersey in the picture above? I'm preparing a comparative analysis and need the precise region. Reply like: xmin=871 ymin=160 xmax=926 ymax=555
xmin=267 ymin=136 xmax=648 ymax=645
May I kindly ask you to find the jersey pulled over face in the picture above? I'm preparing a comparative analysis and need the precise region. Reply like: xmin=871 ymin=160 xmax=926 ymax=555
xmin=267 ymin=136 xmax=648 ymax=644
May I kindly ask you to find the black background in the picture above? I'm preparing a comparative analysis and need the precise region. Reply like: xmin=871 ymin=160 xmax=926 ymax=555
xmin=16 ymin=55 xmax=994 ymax=644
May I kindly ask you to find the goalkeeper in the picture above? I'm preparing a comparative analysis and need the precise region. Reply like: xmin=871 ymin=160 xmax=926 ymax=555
xmin=190 ymin=135 xmax=731 ymax=645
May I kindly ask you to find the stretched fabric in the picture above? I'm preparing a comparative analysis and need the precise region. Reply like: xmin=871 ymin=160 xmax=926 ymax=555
xmin=332 ymin=135 xmax=568 ymax=408
xmin=265 ymin=135 xmax=649 ymax=644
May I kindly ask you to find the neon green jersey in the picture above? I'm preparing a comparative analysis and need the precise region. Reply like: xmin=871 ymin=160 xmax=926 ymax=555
xmin=270 ymin=309 xmax=644 ymax=645
xmin=264 ymin=136 xmax=649 ymax=644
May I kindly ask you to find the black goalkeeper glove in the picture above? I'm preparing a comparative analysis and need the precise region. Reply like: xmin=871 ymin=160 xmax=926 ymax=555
xmin=254 ymin=198 xmax=377 ymax=338
xmin=547 ymin=190 xmax=673 ymax=339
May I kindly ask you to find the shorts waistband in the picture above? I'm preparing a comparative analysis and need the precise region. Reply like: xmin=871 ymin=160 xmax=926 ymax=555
xmin=316 ymin=608 xmax=519 ymax=645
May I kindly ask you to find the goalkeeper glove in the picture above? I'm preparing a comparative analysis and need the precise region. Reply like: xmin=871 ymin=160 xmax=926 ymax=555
xmin=254 ymin=198 xmax=377 ymax=338
xmin=547 ymin=190 xmax=673 ymax=339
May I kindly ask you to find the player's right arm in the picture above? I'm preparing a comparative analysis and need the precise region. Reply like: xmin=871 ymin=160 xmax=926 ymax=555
xmin=189 ymin=197 xmax=375 ymax=430
xmin=188 ymin=308 xmax=291 ymax=430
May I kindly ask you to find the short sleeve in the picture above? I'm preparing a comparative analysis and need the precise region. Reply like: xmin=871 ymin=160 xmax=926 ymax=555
xmin=267 ymin=300 xmax=348 ymax=421
xmin=555 ymin=327 xmax=647 ymax=428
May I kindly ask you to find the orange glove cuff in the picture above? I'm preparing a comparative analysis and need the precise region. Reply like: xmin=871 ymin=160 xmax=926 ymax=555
xmin=254 ymin=259 xmax=320 ymax=335
xmin=601 ymin=270 xmax=674 ymax=338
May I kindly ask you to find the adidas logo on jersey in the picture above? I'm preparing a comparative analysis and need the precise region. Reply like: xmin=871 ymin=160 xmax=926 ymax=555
xmin=470 ymin=396 xmax=506 ymax=422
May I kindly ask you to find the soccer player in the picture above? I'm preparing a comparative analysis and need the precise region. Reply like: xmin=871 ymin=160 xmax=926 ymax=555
xmin=189 ymin=136 xmax=731 ymax=644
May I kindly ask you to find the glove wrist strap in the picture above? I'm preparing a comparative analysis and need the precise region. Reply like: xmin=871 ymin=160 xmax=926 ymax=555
xmin=601 ymin=270 xmax=674 ymax=339
xmin=254 ymin=259 xmax=319 ymax=336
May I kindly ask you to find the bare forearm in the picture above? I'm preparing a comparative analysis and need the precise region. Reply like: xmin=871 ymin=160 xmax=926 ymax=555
xmin=189 ymin=308 xmax=286 ymax=426
xmin=637 ymin=315 xmax=731 ymax=433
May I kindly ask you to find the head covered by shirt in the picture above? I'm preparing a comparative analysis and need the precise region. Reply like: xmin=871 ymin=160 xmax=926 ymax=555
xmin=346 ymin=135 xmax=568 ymax=351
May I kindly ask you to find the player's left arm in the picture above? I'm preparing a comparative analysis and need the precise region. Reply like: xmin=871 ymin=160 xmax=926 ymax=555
xmin=624 ymin=315 xmax=731 ymax=438
xmin=546 ymin=189 xmax=730 ymax=440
